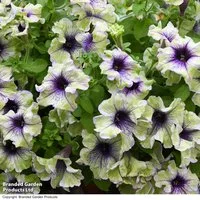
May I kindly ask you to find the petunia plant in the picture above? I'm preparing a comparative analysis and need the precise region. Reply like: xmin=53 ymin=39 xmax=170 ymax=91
xmin=1 ymin=0 xmax=200 ymax=195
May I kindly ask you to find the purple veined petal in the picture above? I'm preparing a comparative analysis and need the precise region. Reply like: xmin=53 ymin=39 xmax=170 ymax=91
xmin=179 ymin=128 xmax=199 ymax=141
xmin=10 ymin=114 xmax=25 ymax=134
xmin=89 ymin=137 xmax=120 ymax=168
xmin=26 ymin=12 xmax=32 ymax=17
xmin=170 ymin=174 xmax=188 ymax=194
xmin=179 ymin=0 xmax=189 ymax=16
xmin=165 ymin=42 xmax=197 ymax=74
xmin=55 ymin=159 xmax=66 ymax=175
xmin=100 ymin=49 xmax=138 ymax=86
xmin=172 ymin=43 xmax=194 ymax=62
xmin=0 ymin=41 xmax=6 ymax=54
xmin=193 ymin=21 xmax=200 ymax=34
xmin=113 ymin=109 xmax=135 ymax=134
xmin=162 ymin=32 xmax=176 ymax=42
xmin=62 ymin=34 xmax=81 ymax=53
xmin=51 ymin=74 xmax=70 ymax=93
xmin=152 ymin=110 xmax=168 ymax=129
xmin=17 ymin=23 xmax=26 ymax=32
xmin=1 ymin=112 xmax=35 ymax=148
xmin=89 ymin=0 xmax=106 ymax=6
xmin=123 ymin=81 xmax=143 ymax=95
xmin=82 ymin=33 xmax=94 ymax=52
xmin=3 ymin=140 xmax=19 ymax=156
xmin=0 ymin=39 xmax=8 ymax=59
xmin=3 ymin=99 xmax=19 ymax=114
xmin=110 ymin=55 xmax=131 ymax=74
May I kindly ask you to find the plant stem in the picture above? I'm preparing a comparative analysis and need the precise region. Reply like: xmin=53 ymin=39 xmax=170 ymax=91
xmin=24 ymin=35 xmax=30 ymax=63
xmin=118 ymin=12 xmax=134 ymax=22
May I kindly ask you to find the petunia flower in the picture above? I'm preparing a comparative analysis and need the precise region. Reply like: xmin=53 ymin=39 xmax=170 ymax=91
xmin=0 ymin=0 xmax=11 ymax=6
xmin=48 ymin=18 xmax=82 ymax=63
xmin=164 ymin=0 xmax=184 ymax=6
xmin=193 ymin=21 xmax=200 ymax=34
xmin=70 ymin=0 xmax=107 ymax=7
xmin=49 ymin=156 xmax=83 ymax=190
xmin=185 ymin=68 xmax=200 ymax=93
xmin=0 ymin=90 xmax=33 ymax=115
xmin=0 ymin=172 xmax=40 ymax=194
xmin=21 ymin=3 xmax=45 ymax=24
xmin=160 ymin=70 xmax=182 ymax=86
xmin=192 ymin=93 xmax=200 ymax=107
xmin=196 ymin=1 xmax=200 ymax=21
xmin=0 ymin=66 xmax=17 ymax=105
xmin=0 ymin=38 xmax=15 ymax=62
xmin=171 ymin=111 xmax=200 ymax=151
xmin=36 ymin=62 xmax=90 ymax=111
xmin=185 ymin=62 xmax=200 ymax=103
xmin=0 ymin=139 xmax=32 ymax=172
xmin=148 ymin=22 xmax=179 ymax=45
xmin=140 ymin=96 xmax=185 ymax=149
xmin=154 ymin=161 xmax=199 ymax=194
xmin=179 ymin=0 xmax=189 ymax=16
xmin=77 ymin=131 xmax=123 ymax=180
xmin=179 ymin=145 xmax=200 ymax=167
xmin=108 ymin=151 xmax=155 ymax=187
xmin=72 ymin=3 xmax=116 ymax=31
xmin=0 ymin=2 xmax=18 ymax=28
xmin=157 ymin=36 xmax=200 ymax=78
xmin=100 ymin=49 xmax=140 ymax=88
xmin=10 ymin=20 xmax=29 ymax=37
xmin=93 ymin=94 xmax=146 ymax=139
xmin=110 ymin=142 xmax=171 ymax=193
xmin=143 ymin=43 xmax=159 ymax=69
xmin=49 ymin=108 xmax=76 ymax=129
xmin=0 ymin=103 xmax=42 ymax=148
xmin=76 ymin=28 xmax=109 ymax=54
xmin=108 ymin=72 xmax=153 ymax=99
xmin=33 ymin=149 xmax=84 ymax=191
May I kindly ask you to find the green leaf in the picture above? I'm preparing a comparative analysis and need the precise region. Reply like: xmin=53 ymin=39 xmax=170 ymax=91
xmin=47 ymin=140 xmax=53 ymax=147
xmin=132 ymin=1 xmax=146 ymax=16
xmin=151 ymin=83 xmax=172 ymax=97
xmin=21 ymin=59 xmax=48 ymax=73
xmin=190 ymin=159 xmax=200 ymax=178
xmin=41 ymin=6 xmax=51 ymax=20
xmin=118 ymin=184 xmax=135 ymax=194
xmin=33 ymin=42 xmax=47 ymax=54
xmin=120 ymin=17 xmax=134 ymax=35
xmin=70 ymin=141 xmax=80 ymax=154
xmin=132 ymin=18 xmax=153 ymax=41
xmin=162 ymin=96 xmax=174 ymax=107
xmin=185 ymin=98 xmax=196 ymax=112
xmin=80 ymin=112 xmax=95 ymax=133
xmin=73 ymin=106 xmax=82 ymax=117
xmin=90 ymin=85 xmax=105 ymax=107
xmin=179 ymin=19 xmax=195 ymax=36
xmin=68 ymin=122 xmax=83 ymax=137
xmin=13 ymin=72 xmax=28 ymax=89
xmin=80 ymin=96 xmax=94 ymax=114
xmin=54 ymin=0 xmax=68 ymax=8
xmin=37 ymin=0 xmax=48 ymax=6
xmin=44 ymin=147 xmax=60 ymax=158
xmin=172 ymin=150 xmax=181 ymax=167
xmin=82 ymin=166 xmax=94 ymax=185
xmin=60 ymin=133 xmax=80 ymax=154
xmin=55 ymin=136 xmax=62 ymax=141
xmin=174 ymin=84 xmax=190 ymax=102
xmin=46 ymin=0 xmax=54 ymax=9
xmin=94 ymin=180 xmax=111 ymax=192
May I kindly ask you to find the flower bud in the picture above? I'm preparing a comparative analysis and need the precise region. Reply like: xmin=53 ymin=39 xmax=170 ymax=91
xmin=179 ymin=0 xmax=189 ymax=16
xmin=109 ymin=24 xmax=124 ymax=38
